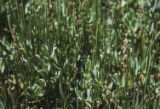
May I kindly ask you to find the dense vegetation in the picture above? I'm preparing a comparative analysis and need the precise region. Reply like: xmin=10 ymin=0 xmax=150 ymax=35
xmin=0 ymin=0 xmax=160 ymax=108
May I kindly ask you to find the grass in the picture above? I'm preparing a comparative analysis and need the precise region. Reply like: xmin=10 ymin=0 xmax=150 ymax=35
xmin=0 ymin=0 xmax=160 ymax=108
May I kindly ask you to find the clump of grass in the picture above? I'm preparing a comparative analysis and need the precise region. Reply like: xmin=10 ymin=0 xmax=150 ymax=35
xmin=0 ymin=0 xmax=160 ymax=108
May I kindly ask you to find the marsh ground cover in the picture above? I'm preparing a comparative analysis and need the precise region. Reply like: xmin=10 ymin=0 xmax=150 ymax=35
xmin=0 ymin=0 xmax=160 ymax=108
